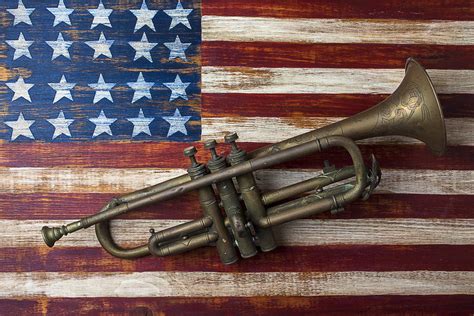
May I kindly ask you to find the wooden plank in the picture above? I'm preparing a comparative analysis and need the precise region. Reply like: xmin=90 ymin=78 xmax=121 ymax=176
xmin=2 ymin=245 xmax=474 ymax=272
xmin=2 ymin=193 xmax=473 ymax=220
xmin=3 ymin=296 xmax=474 ymax=315
xmin=202 ymin=0 xmax=474 ymax=20
xmin=202 ymin=117 xmax=473 ymax=146
xmin=2 ymin=219 xmax=473 ymax=247
xmin=0 ymin=271 xmax=473 ymax=297
xmin=202 ymin=93 xmax=474 ymax=118
xmin=255 ymin=169 xmax=474 ymax=195
xmin=202 ymin=67 xmax=474 ymax=94
xmin=0 ymin=143 xmax=473 ymax=170
xmin=0 ymin=167 xmax=472 ymax=194
xmin=202 ymin=42 xmax=474 ymax=69
xmin=202 ymin=17 xmax=474 ymax=45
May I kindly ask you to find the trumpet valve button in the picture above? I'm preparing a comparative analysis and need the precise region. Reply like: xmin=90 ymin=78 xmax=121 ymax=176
xmin=225 ymin=132 xmax=241 ymax=153
xmin=204 ymin=139 xmax=217 ymax=150
xmin=184 ymin=146 xmax=197 ymax=157
xmin=184 ymin=146 xmax=199 ymax=167
xmin=204 ymin=139 xmax=220 ymax=160
xmin=224 ymin=132 xmax=238 ymax=144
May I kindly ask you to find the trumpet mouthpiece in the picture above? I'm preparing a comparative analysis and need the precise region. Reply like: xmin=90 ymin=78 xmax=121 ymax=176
xmin=41 ymin=226 xmax=65 ymax=247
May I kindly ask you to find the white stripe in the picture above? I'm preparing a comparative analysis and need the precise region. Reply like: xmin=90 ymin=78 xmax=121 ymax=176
xmin=3 ymin=219 xmax=473 ymax=247
xmin=202 ymin=117 xmax=473 ymax=146
xmin=202 ymin=67 xmax=474 ymax=94
xmin=0 ymin=271 xmax=473 ymax=297
xmin=202 ymin=16 xmax=474 ymax=45
xmin=0 ymin=168 xmax=471 ymax=194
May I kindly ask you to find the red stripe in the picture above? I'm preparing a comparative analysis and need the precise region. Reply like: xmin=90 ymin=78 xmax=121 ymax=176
xmin=202 ymin=42 xmax=474 ymax=69
xmin=3 ymin=193 xmax=473 ymax=220
xmin=1 ymin=143 xmax=472 ymax=169
xmin=3 ymin=296 xmax=474 ymax=315
xmin=202 ymin=93 xmax=473 ymax=118
xmin=202 ymin=0 xmax=474 ymax=20
xmin=2 ymin=245 xmax=473 ymax=272
xmin=244 ymin=145 xmax=474 ymax=171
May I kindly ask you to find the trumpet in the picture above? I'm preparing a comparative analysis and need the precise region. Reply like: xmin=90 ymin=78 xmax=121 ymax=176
xmin=42 ymin=58 xmax=447 ymax=265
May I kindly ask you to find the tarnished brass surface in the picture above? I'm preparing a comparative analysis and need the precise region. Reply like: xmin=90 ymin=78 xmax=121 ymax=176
xmin=42 ymin=58 xmax=447 ymax=265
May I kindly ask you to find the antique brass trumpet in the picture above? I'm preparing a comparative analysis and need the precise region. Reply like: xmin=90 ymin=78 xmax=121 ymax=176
xmin=42 ymin=58 xmax=446 ymax=264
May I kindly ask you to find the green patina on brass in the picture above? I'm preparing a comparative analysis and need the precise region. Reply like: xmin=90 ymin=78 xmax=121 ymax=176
xmin=42 ymin=58 xmax=447 ymax=265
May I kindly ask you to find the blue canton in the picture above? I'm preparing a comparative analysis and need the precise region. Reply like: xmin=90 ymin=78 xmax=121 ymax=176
xmin=1 ymin=0 xmax=201 ymax=142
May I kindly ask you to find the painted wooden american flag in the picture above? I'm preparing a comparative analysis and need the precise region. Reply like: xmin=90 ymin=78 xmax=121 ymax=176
xmin=0 ymin=0 xmax=473 ymax=314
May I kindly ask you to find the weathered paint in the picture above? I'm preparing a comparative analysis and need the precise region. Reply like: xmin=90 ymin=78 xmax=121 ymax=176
xmin=0 ymin=271 xmax=473 ymax=297
xmin=202 ymin=17 xmax=474 ymax=45
xmin=1 ymin=218 xmax=473 ymax=247
xmin=0 ymin=167 xmax=471 ymax=194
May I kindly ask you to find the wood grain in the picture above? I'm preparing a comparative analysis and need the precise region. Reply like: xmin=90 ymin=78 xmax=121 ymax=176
xmin=202 ymin=93 xmax=474 ymax=118
xmin=0 ymin=143 xmax=473 ymax=169
xmin=202 ymin=67 xmax=474 ymax=94
xmin=202 ymin=0 xmax=474 ymax=20
xmin=2 ymin=193 xmax=473 ymax=220
xmin=3 ymin=245 xmax=474 ymax=272
xmin=3 ymin=296 xmax=474 ymax=316
xmin=202 ymin=17 xmax=474 ymax=45
xmin=2 ymin=219 xmax=473 ymax=247
xmin=1 ymin=271 xmax=473 ymax=297
xmin=202 ymin=42 xmax=474 ymax=69
xmin=0 ymin=167 xmax=471 ymax=194
xmin=201 ymin=117 xmax=473 ymax=146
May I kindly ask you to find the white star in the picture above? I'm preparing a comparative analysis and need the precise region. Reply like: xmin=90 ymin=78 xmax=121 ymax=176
xmin=88 ymin=74 xmax=116 ymax=103
xmin=127 ymin=72 xmax=154 ymax=103
xmin=6 ymin=76 xmax=34 ymax=102
xmin=127 ymin=108 xmax=154 ymax=137
xmin=47 ymin=111 xmax=74 ymax=139
xmin=48 ymin=74 xmax=76 ymax=103
xmin=162 ymin=108 xmax=191 ymax=137
xmin=85 ymin=31 xmax=114 ymax=59
xmin=89 ymin=110 xmax=116 ymax=138
xmin=6 ymin=32 xmax=33 ymax=60
xmin=7 ymin=0 xmax=35 ymax=26
xmin=163 ymin=74 xmax=190 ymax=101
xmin=88 ymin=0 xmax=112 ymax=29
xmin=4 ymin=112 xmax=35 ymax=141
xmin=163 ymin=0 xmax=193 ymax=30
xmin=46 ymin=32 xmax=73 ymax=60
xmin=128 ymin=33 xmax=157 ymax=62
xmin=47 ymin=0 xmax=74 ymax=27
xmin=130 ymin=0 xmax=158 ymax=32
xmin=163 ymin=35 xmax=191 ymax=61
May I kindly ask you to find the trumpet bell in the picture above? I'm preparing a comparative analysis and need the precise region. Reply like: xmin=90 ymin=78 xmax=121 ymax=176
xmin=375 ymin=58 xmax=447 ymax=155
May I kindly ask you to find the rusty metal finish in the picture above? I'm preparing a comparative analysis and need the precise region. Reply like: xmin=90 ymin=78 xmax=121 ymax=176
xmin=41 ymin=58 xmax=447 ymax=265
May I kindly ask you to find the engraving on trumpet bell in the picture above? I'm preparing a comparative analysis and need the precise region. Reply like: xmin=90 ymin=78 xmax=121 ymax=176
xmin=373 ymin=82 xmax=428 ymax=135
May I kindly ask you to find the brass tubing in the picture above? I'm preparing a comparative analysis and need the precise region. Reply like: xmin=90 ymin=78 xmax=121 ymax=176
xmin=42 ymin=138 xmax=325 ymax=247
xmin=149 ymin=232 xmax=218 ymax=257
xmin=117 ymin=174 xmax=191 ymax=204
xmin=198 ymin=185 xmax=239 ymax=265
xmin=261 ymin=166 xmax=355 ymax=206
xmin=206 ymin=144 xmax=258 ymax=258
xmin=95 ymin=221 xmax=150 ymax=259
xmin=215 ymin=179 xmax=258 ymax=258
xmin=148 ymin=216 xmax=213 ymax=246
xmin=235 ymin=173 xmax=277 ymax=252
xmin=266 ymin=184 xmax=355 ymax=216
xmin=255 ymin=136 xmax=367 ymax=228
